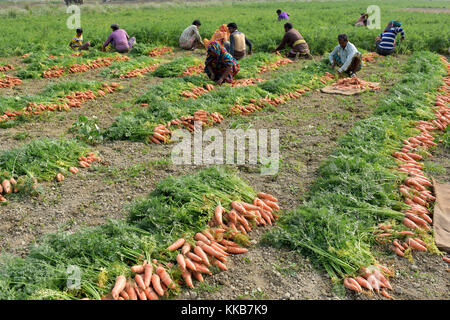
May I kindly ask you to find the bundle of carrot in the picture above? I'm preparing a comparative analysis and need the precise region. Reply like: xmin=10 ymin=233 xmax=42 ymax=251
xmin=0 ymin=64 xmax=14 ymax=72
xmin=0 ymin=176 xmax=19 ymax=202
xmin=55 ymin=152 xmax=102 ymax=182
xmin=0 ymin=75 xmax=22 ymax=88
xmin=230 ymin=77 xmax=263 ymax=87
xmin=180 ymin=84 xmax=215 ymax=99
xmin=331 ymin=77 xmax=380 ymax=91
xmin=148 ymin=46 xmax=173 ymax=57
xmin=319 ymin=72 xmax=336 ymax=84
xmin=180 ymin=64 xmax=204 ymax=77
xmin=119 ymin=63 xmax=160 ymax=78
xmin=258 ymin=57 xmax=293 ymax=73
xmin=362 ymin=52 xmax=380 ymax=63
xmin=107 ymin=191 xmax=280 ymax=299
xmin=343 ymin=264 xmax=395 ymax=299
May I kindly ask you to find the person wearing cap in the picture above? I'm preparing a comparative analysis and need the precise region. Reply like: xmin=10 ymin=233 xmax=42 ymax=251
xmin=179 ymin=20 xmax=203 ymax=50
xmin=102 ymin=24 xmax=136 ymax=54
xmin=329 ymin=33 xmax=362 ymax=77
xmin=69 ymin=28 xmax=90 ymax=51
xmin=224 ymin=23 xmax=252 ymax=60
xmin=272 ymin=23 xmax=312 ymax=59
xmin=276 ymin=9 xmax=290 ymax=21
xmin=375 ymin=20 xmax=405 ymax=56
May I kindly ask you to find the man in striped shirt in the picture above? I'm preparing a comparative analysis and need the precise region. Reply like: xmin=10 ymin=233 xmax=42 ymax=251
xmin=375 ymin=20 xmax=405 ymax=56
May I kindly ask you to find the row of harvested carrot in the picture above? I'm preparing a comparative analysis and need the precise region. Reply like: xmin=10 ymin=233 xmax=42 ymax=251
xmin=230 ymin=77 xmax=263 ymax=87
xmin=119 ymin=63 xmax=160 ymax=78
xmin=362 ymin=52 xmax=380 ymax=63
xmin=0 ymin=83 xmax=120 ymax=123
xmin=181 ymin=83 xmax=215 ymax=99
xmin=0 ymin=75 xmax=22 ymax=88
xmin=42 ymin=56 xmax=130 ymax=78
xmin=148 ymin=46 xmax=173 ymax=57
xmin=259 ymin=57 xmax=293 ymax=73
xmin=148 ymin=109 xmax=224 ymax=144
xmin=56 ymin=152 xmax=102 ymax=183
xmin=344 ymin=57 xmax=450 ymax=299
xmin=105 ymin=192 xmax=280 ymax=300
xmin=0 ymin=64 xmax=14 ymax=72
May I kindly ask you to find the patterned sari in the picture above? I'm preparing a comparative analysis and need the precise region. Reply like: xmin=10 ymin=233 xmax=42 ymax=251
xmin=204 ymin=41 xmax=240 ymax=83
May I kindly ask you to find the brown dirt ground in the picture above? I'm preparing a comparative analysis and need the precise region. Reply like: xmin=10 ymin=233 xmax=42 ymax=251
xmin=0 ymin=52 xmax=449 ymax=300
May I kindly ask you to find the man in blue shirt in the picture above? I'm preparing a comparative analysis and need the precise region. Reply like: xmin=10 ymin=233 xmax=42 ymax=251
xmin=375 ymin=20 xmax=405 ymax=56
xmin=329 ymin=34 xmax=362 ymax=77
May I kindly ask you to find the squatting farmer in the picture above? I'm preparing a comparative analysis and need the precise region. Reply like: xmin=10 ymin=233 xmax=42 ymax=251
xmin=224 ymin=22 xmax=253 ymax=60
xmin=204 ymin=41 xmax=240 ymax=85
xmin=276 ymin=9 xmax=290 ymax=21
xmin=102 ymin=24 xmax=136 ymax=54
xmin=179 ymin=20 xmax=203 ymax=50
xmin=272 ymin=22 xmax=312 ymax=59
xmin=69 ymin=28 xmax=91 ymax=51
xmin=329 ymin=33 xmax=363 ymax=78
xmin=375 ymin=20 xmax=405 ymax=56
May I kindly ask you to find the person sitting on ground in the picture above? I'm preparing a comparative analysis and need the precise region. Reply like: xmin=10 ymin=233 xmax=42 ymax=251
xmin=179 ymin=20 xmax=203 ymax=50
xmin=272 ymin=22 xmax=312 ymax=59
xmin=354 ymin=13 xmax=369 ymax=27
xmin=277 ymin=9 xmax=290 ymax=21
xmin=375 ymin=20 xmax=405 ymax=56
xmin=204 ymin=41 xmax=240 ymax=85
xmin=203 ymin=24 xmax=230 ymax=50
xmin=329 ymin=33 xmax=362 ymax=77
xmin=102 ymin=24 xmax=136 ymax=54
xmin=69 ymin=28 xmax=91 ymax=51
xmin=224 ymin=22 xmax=253 ymax=60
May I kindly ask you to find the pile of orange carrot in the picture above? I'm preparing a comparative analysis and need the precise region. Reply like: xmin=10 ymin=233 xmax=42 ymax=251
xmin=106 ymin=192 xmax=280 ymax=300
xmin=230 ymin=78 xmax=263 ymax=87
xmin=0 ymin=75 xmax=22 ymax=88
xmin=181 ymin=83 xmax=215 ymax=99
xmin=343 ymin=264 xmax=395 ymax=299
xmin=68 ymin=56 xmax=131 ymax=74
xmin=148 ymin=46 xmax=173 ymax=57
xmin=119 ymin=63 xmax=160 ymax=78
xmin=149 ymin=110 xmax=224 ymax=144
xmin=332 ymin=77 xmax=380 ymax=91
xmin=362 ymin=52 xmax=380 ymax=63
xmin=259 ymin=57 xmax=293 ymax=73
xmin=180 ymin=64 xmax=204 ymax=77
xmin=0 ymin=64 xmax=14 ymax=72
xmin=42 ymin=65 xmax=65 ymax=78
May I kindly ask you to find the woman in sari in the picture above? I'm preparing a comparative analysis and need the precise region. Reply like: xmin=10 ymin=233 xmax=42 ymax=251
xmin=204 ymin=41 xmax=240 ymax=85
xmin=203 ymin=24 xmax=230 ymax=49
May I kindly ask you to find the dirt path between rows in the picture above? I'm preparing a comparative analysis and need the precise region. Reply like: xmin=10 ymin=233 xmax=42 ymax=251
xmin=1 ymin=54 xmax=448 ymax=300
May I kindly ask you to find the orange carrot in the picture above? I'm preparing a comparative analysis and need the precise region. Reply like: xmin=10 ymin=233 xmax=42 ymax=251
xmin=2 ymin=179 xmax=11 ymax=194
xmin=402 ymin=217 xmax=418 ymax=230
xmin=177 ymin=253 xmax=187 ymax=271
xmin=367 ymin=274 xmax=380 ymax=293
xmin=200 ymin=243 xmax=224 ymax=259
xmin=215 ymin=205 xmax=224 ymax=225
xmin=343 ymin=278 xmax=361 ymax=293
xmin=167 ymin=238 xmax=186 ymax=251
xmin=136 ymin=287 xmax=147 ymax=300
xmin=125 ymin=281 xmax=138 ymax=300
xmin=192 ymin=262 xmax=212 ymax=275
xmin=130 ymin=265 xmax=145 ymax=273
xmin=182 ymin=270 xmax=194 ymax=288
xmin=184 ymin=256 xmax=197 ymax=272
xmin=257 ymin=192 xmax=278 ymax=202
xmin=194 ymin=246 xmax=211 ymax=266
xmin=181 ymin=243 xmax=191 ymax=255
xmin=143 ymin=263 xmax=153 ymax=288
xmin=380 ymin=288 xmax=393 ymax=299
xmin=355 ymin=276 xmax=373 ymax=291
xmin=111 ymin=275 xmax=127 ymax=300
xmin=407 ymin=238 xmax=427 ymax=251
xmin=134 ymin=274 xmax=146 ymax=290
xmin=144 ymin=287 xmax=159 ymax=300
xmin=225 ymin=246 xmax=248 ymax=254
xmin=202 ymin=229 xmax=215 ymax=242
xmin=156 ymin=266 xmax=176 ymax=289
xmin=119 ymin=290 xmax=130 ymax=300
xmin=212 ymin=259 xmax=228 ymax=271
xmin=194 ymin=232 xmax=211 ymax=245
xmin=192 ymin=271 xmax=204 ymax=282
xmin=151 ymin=274 xmax=164 ymax=296
xmin=186 ymin=252 xmax=203 ymax=263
